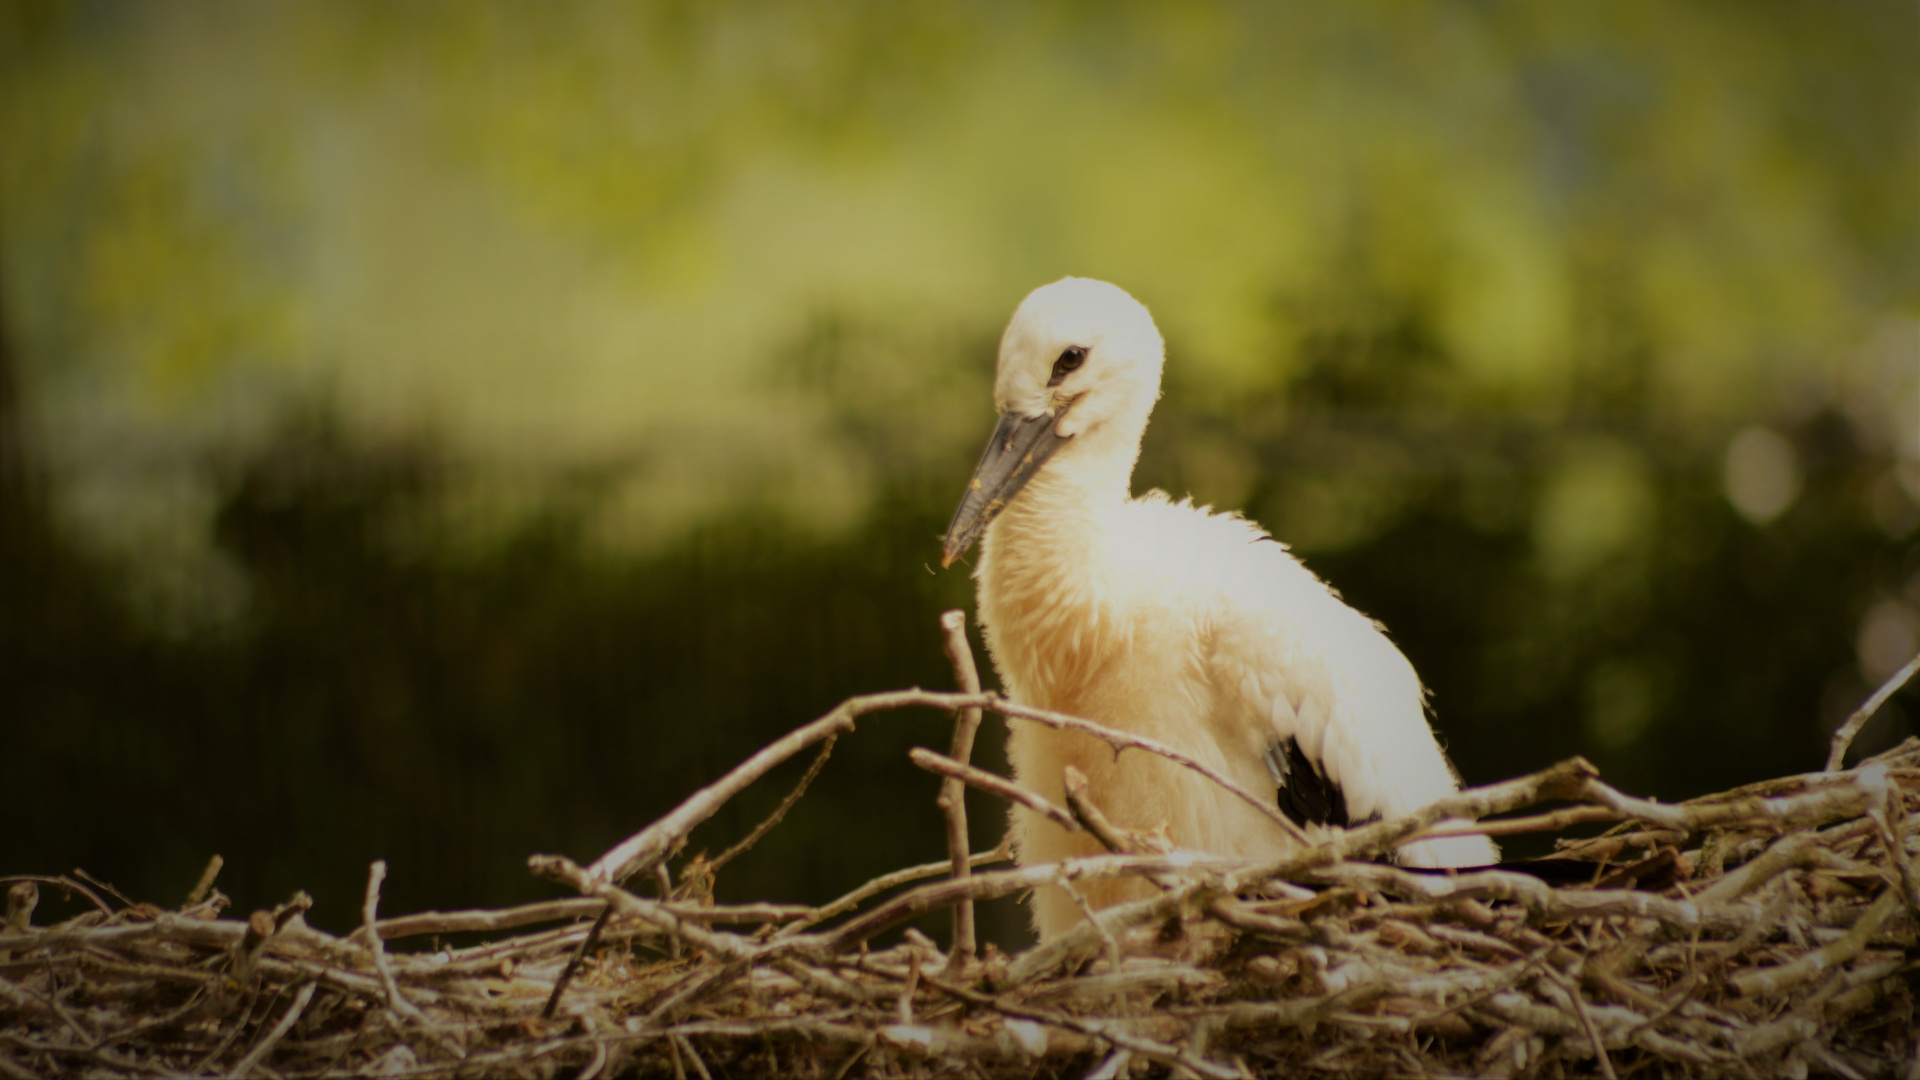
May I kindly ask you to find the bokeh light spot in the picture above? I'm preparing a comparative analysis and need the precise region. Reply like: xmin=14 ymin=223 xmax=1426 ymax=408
xmin=1724 ymin=426 xmax=1800 ymax=525
xmin=1858 ymin=599 xmax=1920 ymax=683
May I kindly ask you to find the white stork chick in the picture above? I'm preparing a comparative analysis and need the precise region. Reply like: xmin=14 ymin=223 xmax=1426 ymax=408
xmin=942 ymin=277 xmax=1497 ymax=937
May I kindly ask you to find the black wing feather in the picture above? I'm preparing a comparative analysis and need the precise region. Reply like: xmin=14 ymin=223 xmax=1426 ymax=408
xmin=1266 ymin=735 xmax=1350 ymax=829
xmin=1262 ymin=739 xmax=1675 ymax=891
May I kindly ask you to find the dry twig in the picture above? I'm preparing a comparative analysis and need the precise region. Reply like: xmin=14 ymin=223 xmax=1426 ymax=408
xmin=5 ymin=618 xmax=1919 ymax=1078
xmin=936 ymin=610 xmax=986 ymax=972
xmin=1828 ymin=650 xmax=1920 ymax=771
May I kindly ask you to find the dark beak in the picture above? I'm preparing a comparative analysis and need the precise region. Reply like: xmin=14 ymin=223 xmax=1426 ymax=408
xmin=941 ymin=411 xmax=1071 ymax=567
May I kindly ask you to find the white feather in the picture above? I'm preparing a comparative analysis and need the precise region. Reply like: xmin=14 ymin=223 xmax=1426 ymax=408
xmin=965 ymin=278 xmax=1497 ymax=937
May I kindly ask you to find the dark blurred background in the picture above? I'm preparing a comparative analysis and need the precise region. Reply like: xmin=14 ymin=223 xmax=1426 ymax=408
xmin=3 ymin=2 xmax=1919 ymax=950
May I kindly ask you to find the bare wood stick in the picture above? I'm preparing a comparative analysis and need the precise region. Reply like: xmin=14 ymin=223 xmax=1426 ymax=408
xmin=828 ymin=1042 xmax=871 ymax=1080
xmin=1310 ymin=862 xmax=1750 ymax=936
xmin=1857 ymin=762 xmax=1920 ymax=933
xmin=0 ymin=875 xmax=112 ymax=918
xmin=228 ymin=979 xmax=315 ymax=1078
xmin=0 ymin=972 xmax=95 ymax=1047
xmin=532 ymin=855 xmax=775 ymax=967
xmin=1828 ymin=651 xmax=1920 ymax=771
xmin=1087 ymin=1049 xmax=1133 ymax=1080
xmin=0 ymin=883 xmax=32 ymax=965
xmin=1470 ymin=993 xmax=1719 ymax=1066
xmin=0 ymin=1030 xmax=155 ymax=1076
xmin=896 ymin=951 xmax=920 ymax=1025
xmin=1690 ymin=834 xmax=1836 ymax=906
xmin=374 ymin=898 xmax=607 ymax=940
xmin=915 ymin=969 xmax=1240 ymax=1080
xmin=642 ymin=959 xmax=753 ymax=1027
xmin=270 ymin=891 xmax=311 ymax=934
xmin=1680 ymin=767 xmax=1884 ymax=806
xmin=1542 ymin=964 xmax=1618 ymax=1080
xmin=4 ymin=883 xmax=34 ymax=934
xmin=1275 ymin=757 xmax=1599 ymax=874
xmin=577 ymin=683 xmax=1315 ymax=900
xmin=1730 ymin=888 xmax=1903 ymax=997
xmin=1004 ymin=758 xmax=1606 ymax=987
xmin=820 ymin=852 xmax=1238 ymax=954
xmin=711 ymin=736 xmax=838 ymax=874
xmin=16 ymin=636 xmax=1920 ymax=1080
xmin=1064 ymin=765 xmax=1184 ymax=895
xmin=1410 ymin=805 xmax=1617 ymax=841
xmin=4 ymin=911 xmax=258 ymax=954
xmin=910 ymin=749 xmax=1081 ymax=836
xmin=666 ymin=1030 xmax=687 ymax=1080
xmin=183 ymin=856 xmax=223 ymax=910
xmin=70 ymin=868 xmax=133 ymax=909
xmin=673 ymin=1034 xmax=714 ymax=1080
xmin=579 ymin=687 xmax=1310 ymax=892
xmin=1063 ymin=765 xmax=1138 ymax=854
xmin=1578 ymin=769 xmax=1877 ymax=835
xmin=359 ymin=862 xmax=424 ymax=1025
xmin=656 ymin=864 xmax=681 ymax=959
xmin=1206 ymin=895 xmax=1309 ymax=940
xmin=1551 ymin=829 xmax=1688 ymax=863
xmin=1431 ymin=759 xmax=1889 ymax=863
xmin=937 ymin=610 xmax=985 ymax=971
xmin=988 ymin=697 xmax=1312 ymax=845
xmin=776 ymin=957 xmax=887 ymax=1006
xmin=578 ymin=885 xmax=896 ymax=1021
xmin=229 ymin=910 xmax=276 ymax=987
xmin=542 ymin=904 xmax=613 ymax=1020
xmin=582 ymin=689 xmax=989 ymax=886
xmin=656 ymin=901 xmax=815 ymax=924
xmin=1861 ymin=736 xmax=1920 ymax=769
xmin=1062 ymin=879 xmax=1123 ymax=972
xmin=779 ymin=842 xmax=1014 ymax=934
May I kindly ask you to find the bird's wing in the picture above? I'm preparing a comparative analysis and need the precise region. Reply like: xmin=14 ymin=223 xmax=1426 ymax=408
xmin=1261 ymin=734 xmax=1350 ymax=829
xmin=1184 ymin=513 xmax=1497 ymax=867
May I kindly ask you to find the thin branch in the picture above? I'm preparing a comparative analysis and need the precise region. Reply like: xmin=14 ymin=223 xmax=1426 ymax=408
xmin=374 ymin=898 xmax=607 ymax=940
xmin=542 ymin=904 xmax=613 ymax=1020
xmin=576 ymin=687 xmax=1310 ymax=890
xmin=1543 ymin=964 xmax=1618 ymax=1080
xmin=1412 ymin=805 xmax=1617 ymax=840
xmin=69 ymin=869 xmax=133 ymax=909
xmin=359 ymin=862 xmax=424 ymax=1025
xmin=820 ymin=852 xmax=1240 ymax=954
xmin=11 ymin=618 xmax=1920 ymax=1080
xmin=581 ymin=689 xmax=987 ymax=886
xmin=915 ymin=969 xmax=1240 ymax=1080
xmin=988 ymin=696 xmax=1312 ymax=845
xmin=1828 ymin=651 xmax=1920 ymax=771
xmin=183 ymin=856 xmax=223 ymax=910
xmin=937 ymin=609 xmax=985 ymax=972
xmin=711 ymin=735 xmax=838 ymax=873
xmin=910 ymin=748 xmax=1082 ymax=837
xmin=1729 ymin=889 xmax=1903 ymax=997
xmin=0 ymin=876 xmax=113 ymax=919
xmin=228 ymin=979 xmax=315 ymax=1078
xmin=779 ymin=842 xmax=1014 ymax=935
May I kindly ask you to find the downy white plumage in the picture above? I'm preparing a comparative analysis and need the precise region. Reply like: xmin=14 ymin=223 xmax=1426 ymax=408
xmin=942 ymin=278 xmax=1497 ymax=937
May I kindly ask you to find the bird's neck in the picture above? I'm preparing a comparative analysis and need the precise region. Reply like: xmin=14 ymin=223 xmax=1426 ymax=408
xmin=976 ymin=447 xmax=1134 ymax=710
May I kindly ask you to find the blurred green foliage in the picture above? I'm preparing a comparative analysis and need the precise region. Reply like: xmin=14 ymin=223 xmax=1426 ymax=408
xmin=2 ymin=1 xmax=1919 ymax=946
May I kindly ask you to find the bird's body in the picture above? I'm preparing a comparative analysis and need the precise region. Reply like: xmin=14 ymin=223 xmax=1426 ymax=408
xmin=944 ymin=278 xmax=1496 ymax=937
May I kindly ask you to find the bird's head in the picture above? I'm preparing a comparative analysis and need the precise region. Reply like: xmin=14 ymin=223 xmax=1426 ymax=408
xmin=942 ymin=278 xmax=1165 ymax=566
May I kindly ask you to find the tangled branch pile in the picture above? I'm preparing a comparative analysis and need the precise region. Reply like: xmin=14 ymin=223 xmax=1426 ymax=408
xmin=4 ymin=618 xmax=1918 ymax=1079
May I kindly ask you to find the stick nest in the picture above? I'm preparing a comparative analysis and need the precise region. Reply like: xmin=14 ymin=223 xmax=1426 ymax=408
xmin=5 ymin=624 xmax=1919 ymax=1078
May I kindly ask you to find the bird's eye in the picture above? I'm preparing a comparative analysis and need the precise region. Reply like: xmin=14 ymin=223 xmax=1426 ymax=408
xmin=1049 ymin=346 xmax=1087 ymax=387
